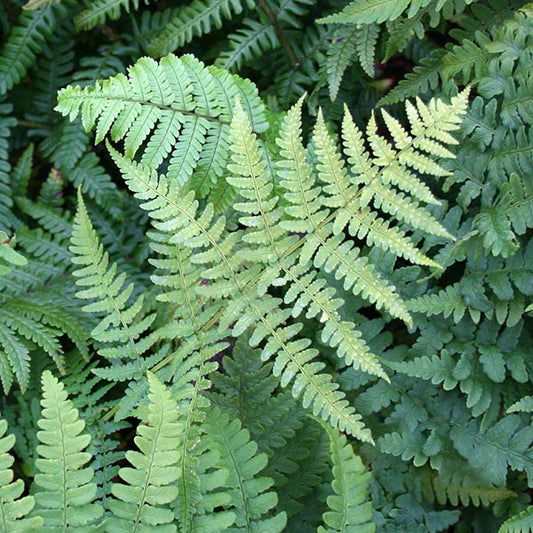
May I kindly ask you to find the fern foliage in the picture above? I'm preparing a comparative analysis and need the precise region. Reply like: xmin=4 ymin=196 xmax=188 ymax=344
xmin=0 ymin=0 xmax=532 ymax=530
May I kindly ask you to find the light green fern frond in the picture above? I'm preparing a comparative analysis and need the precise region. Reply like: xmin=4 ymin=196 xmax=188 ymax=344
xmin=499 ymin=506 xmax=533 ymax=533
xmin=56 ymin=54 xmax=267 ymax=196
xmin=33 ymin=371 xmax=102 ymax=530
xmin=107 ymin=372 xmax=183 ymax=532
xmin=0 ymin=418 xmax=42 ymax=532
xmin=203 ymin=406 xmax=287 ymax=532
xmin=70 ymin=191 xmax=158 ymax=380
xmin=318 ymin=426 xmax=375 ymax=533
xmin=108 ymin=144 xmax=372 ymax=442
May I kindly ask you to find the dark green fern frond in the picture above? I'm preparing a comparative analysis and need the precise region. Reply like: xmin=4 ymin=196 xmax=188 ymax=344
xmin=0 ymin=417 xmax=42 ymax=532
xmin=318 ymin=425 xmax=375 ymax=533
xmin=0 ymin=105 xmax=16 ymax=232
xmin=0 ymin=3 xmax=67 ymax=97
xmin=74 ymin=0 xmax=151 ymax=31
xmin=203 ymin=406 xmax=287 ymax=532
xmin=33 ymin=370 xmax=102 ymax=530
xmin=216 ymin=18 xmax=278 ymax=72
xmin=107 ymin=372 xmax=182 ymax=532
xmin=146 ymin=0 xmax=253 ymax=58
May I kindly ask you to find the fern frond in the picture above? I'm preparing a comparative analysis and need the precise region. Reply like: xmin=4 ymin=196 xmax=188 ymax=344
xmin=0 ymin=417 xmax=42 ymax=532
xmin=318 ymin=0 xmax=411 ymax=25
xmin=499 ymin=506 xmax=533 ymax=533
xmin=203 ymin=406 xmax=287 ymax=532
xmin=75 ymin=0 xmax=151 ymax=31
xmin=318 ymin=425 xmax=375 ymax=533
xmin=147 ymin=0 xmax=252 ymax=58
xmin=108 ymin=145 xmax=372 ymax=441
xmin=0 ymin=3 xmax=66 ymax=97
xmin=326 ymin=27 xmax=358 ymax=102
xmin=432 ymin=477 xmax=517 ymax=508
xmin=33 ymin=371 xmax=102 ymax=529
xmin=56 ymin=54 xmax=267 ymax=192
xmin=107 ymin=372 xmax=182 ymax=532
xmin=0 ymin=105 xmax=16 ymax=231
xmin=70 ymin=190 xmax=157 ymax=373
xmin=216 ymin=18 xmax=278 ymax=72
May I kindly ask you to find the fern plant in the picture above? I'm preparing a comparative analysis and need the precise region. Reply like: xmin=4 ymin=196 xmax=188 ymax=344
xmin=0 ymin=0 xmax=531 ymax=530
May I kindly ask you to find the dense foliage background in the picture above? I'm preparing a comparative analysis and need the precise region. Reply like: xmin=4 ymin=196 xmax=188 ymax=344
xmin=0 ymin=0 xmax=531 ymax=531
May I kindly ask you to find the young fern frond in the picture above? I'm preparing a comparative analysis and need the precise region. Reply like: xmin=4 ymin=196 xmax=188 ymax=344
xmin=70 ymin=191 xmax=158 ymax=380
xmin=318 ymin=426 xmax=375 ymax=533
xmin=203 ymin=406 xmax=287 ymax=532
xmin=0 ymin=418 xmax=42 ymax=532
xmin=107 ymin=372 xmax=182 ymax=532
xmin=33 ymin=371 xmax=102 ymax=530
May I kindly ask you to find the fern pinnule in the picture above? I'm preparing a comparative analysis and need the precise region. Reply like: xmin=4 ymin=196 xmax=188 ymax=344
xmin=107 ymin=372 xmax=182 ymax=532
xmin=33 ymin=371 xmax=102 ymax=530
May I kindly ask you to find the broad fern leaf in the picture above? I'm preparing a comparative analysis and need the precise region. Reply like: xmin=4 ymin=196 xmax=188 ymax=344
xmin=0 ymin=418 xmax=42 ymax=532
xmin=56 ymin=54 xmax=267 ymax=197
xmin=33 ymin=371 xmax=102 ymax=530
xmin=107 ymin=372 xmax=183 ymax=532
xmin=318 ymin=426 xmax=375 ymax=533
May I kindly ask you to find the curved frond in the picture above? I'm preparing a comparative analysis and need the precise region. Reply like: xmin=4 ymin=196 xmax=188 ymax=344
xmin=56 ymin=54 xmax=267 ymax=194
